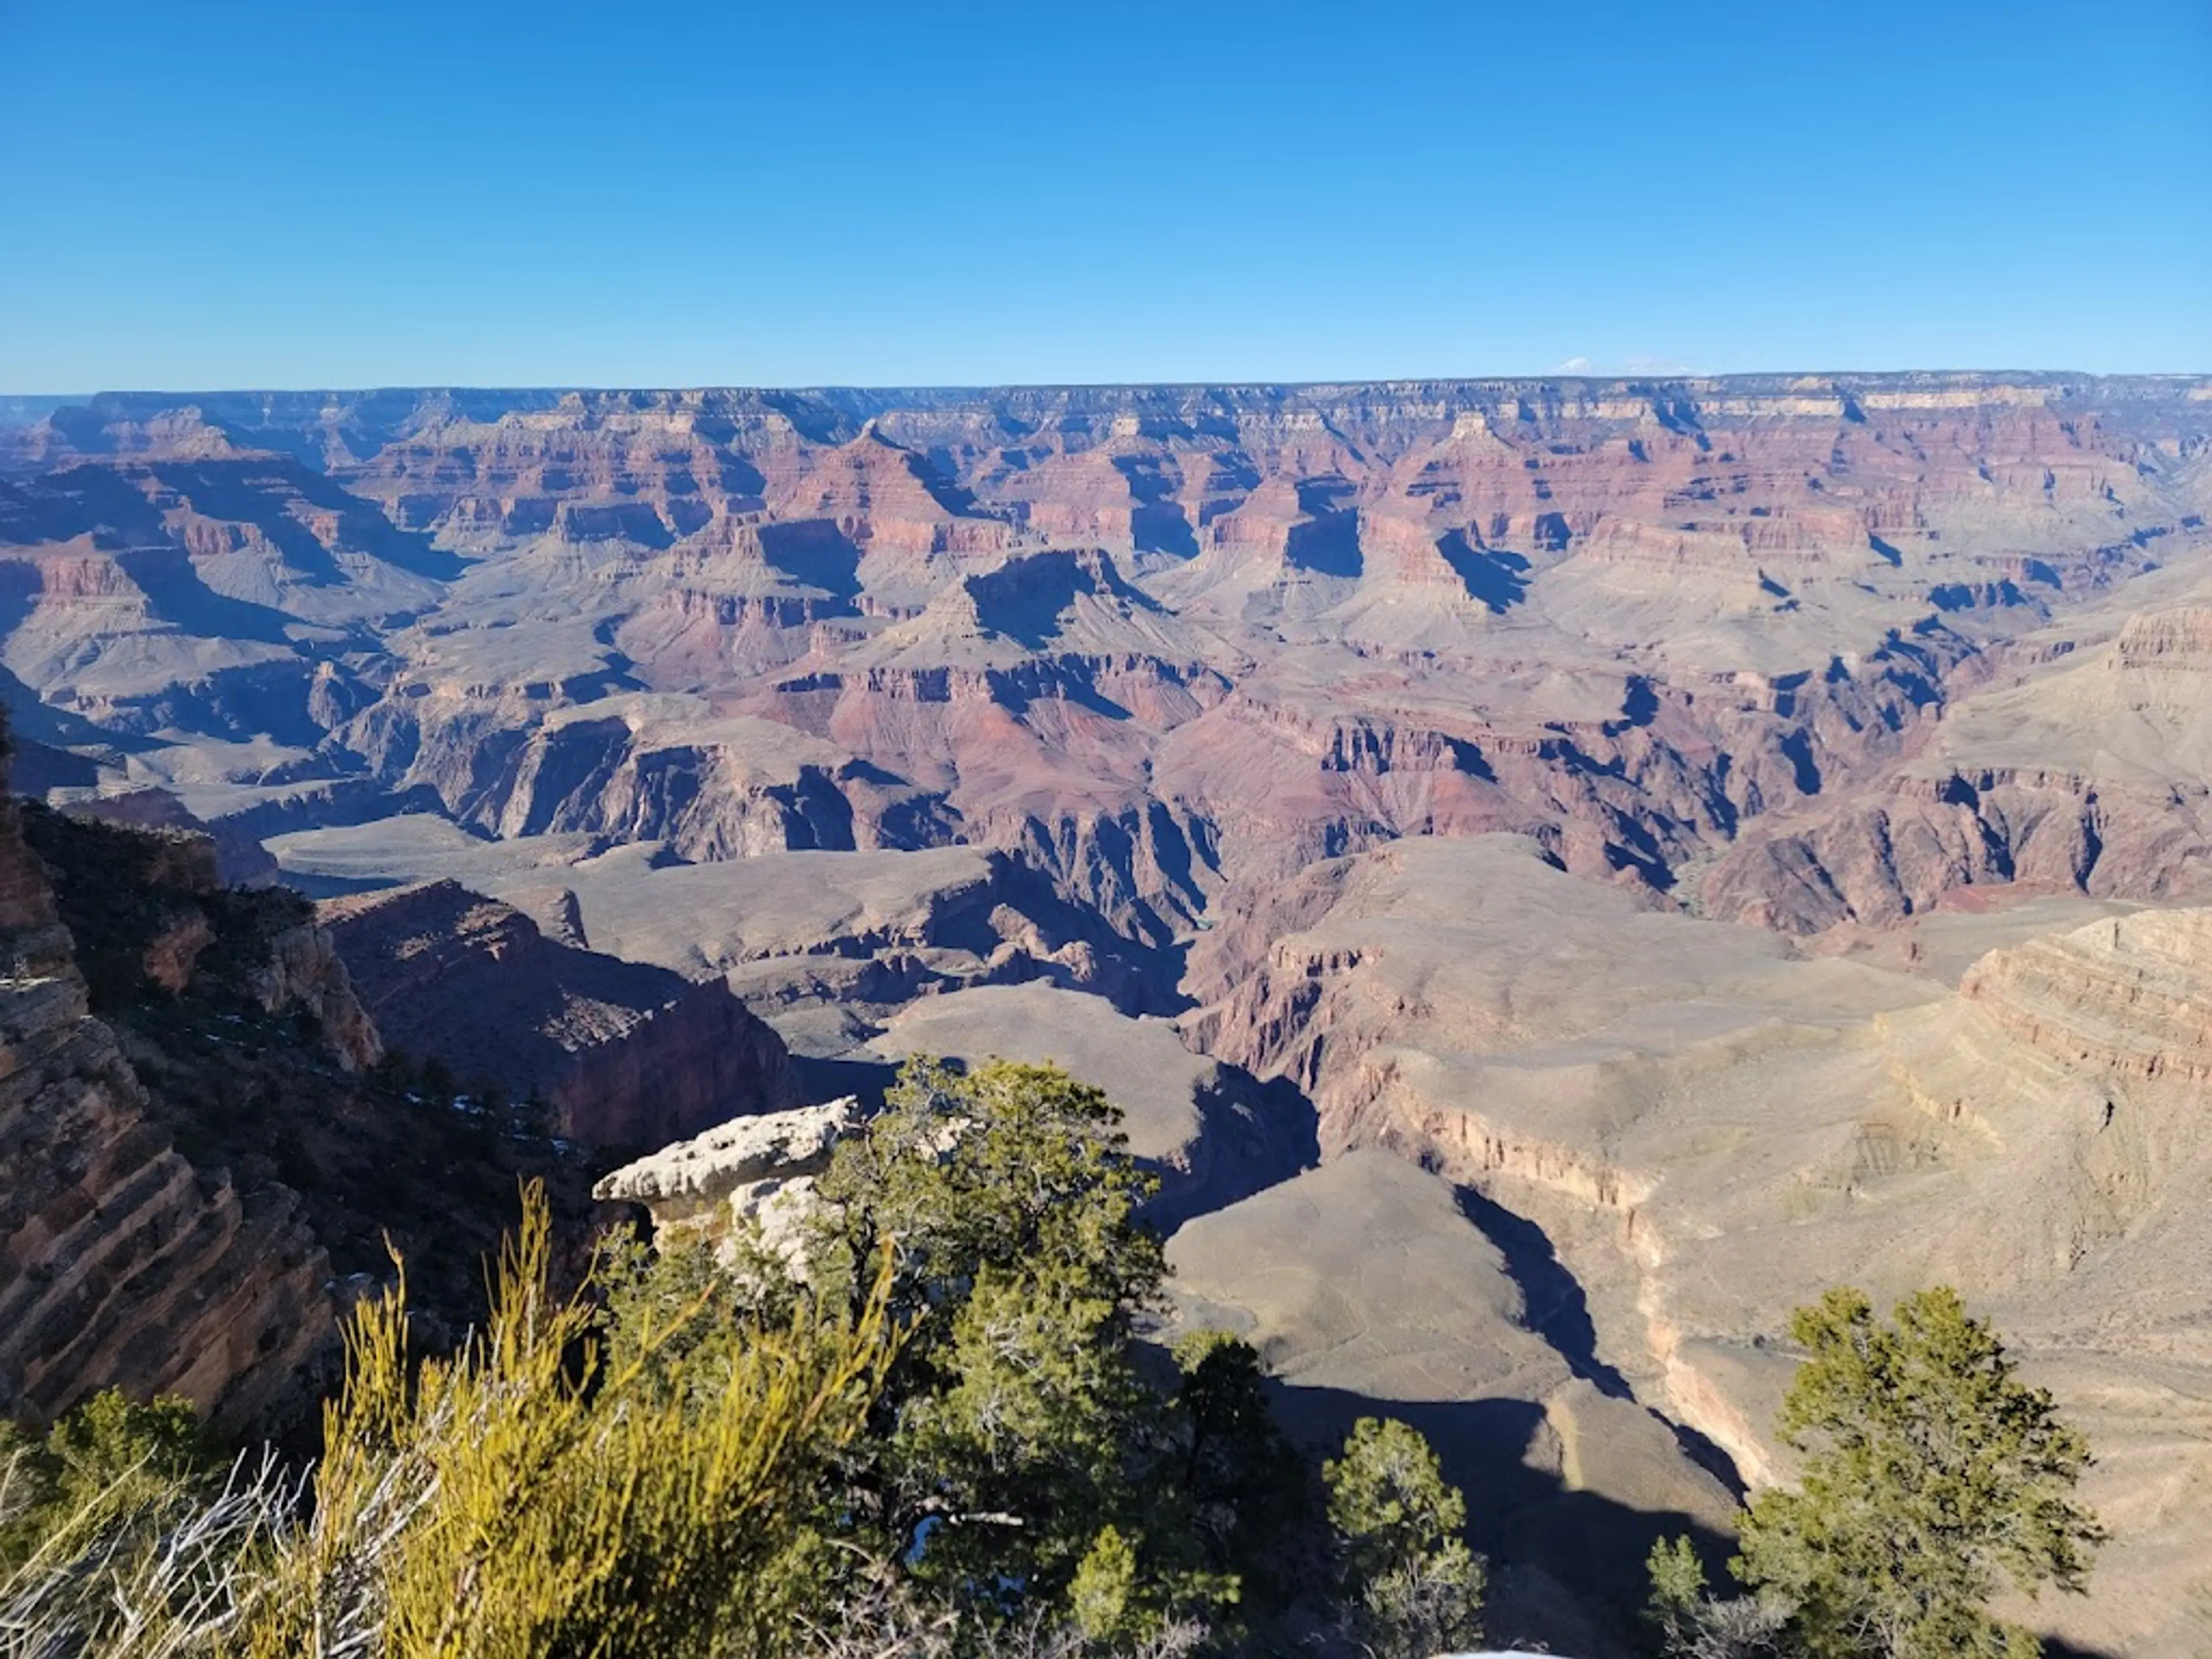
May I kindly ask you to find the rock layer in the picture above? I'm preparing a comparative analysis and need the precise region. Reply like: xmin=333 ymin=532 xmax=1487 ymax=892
xmin=0 ymin=766 xmax=333 ymax=1433
xmin=319 ymin=879 xmax=800 ymax=1146
xmin=1961 ymin=908 xmax=2212 ymax=1084
xmin=9 ymin=377 xmax=2212 ymax=1654
xmin=1185 ymin=832 xmax=2212 ymax=1658
xmin=6 ymin=374 xmax=2208 ymax=959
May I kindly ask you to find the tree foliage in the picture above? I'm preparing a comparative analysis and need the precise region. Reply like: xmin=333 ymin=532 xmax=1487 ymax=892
xmin=797 ymin=1059 xmax=1184 ymax=1615
xmin=0 ymin=1064 xmax=1484 ymax=1658
xmin=0 ymin=1389 xmax=220 ymax=1576
xmin=809 ymin=1056 xmax=1166 ymax=1340
xmin=789 ymin=1057 xmax=1339 ymax=1638
xmin=1646 ymin=1535 xmax=1790 ymax=1659
xmin=0 ymin=1384 xmax=247 ymax=1655
xmin=1652 ymin=1286 xmax=2104 ymax=1659
xmin=1323 ymin=1416 xmax=1486 ymax=1659
xmin=1167 ymin=1330 xmax=1309 ymax=1606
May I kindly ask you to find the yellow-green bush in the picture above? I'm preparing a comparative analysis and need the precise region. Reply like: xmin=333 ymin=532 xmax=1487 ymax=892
xmin=239 ymin=1179 xmax=895 ymax=1659
xmin=2 ymin=1182 xmax=893 ymax=1659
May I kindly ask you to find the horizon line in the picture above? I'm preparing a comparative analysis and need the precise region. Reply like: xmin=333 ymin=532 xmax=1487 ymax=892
xmin=6 ymin=366 xmax=2212 ymax=404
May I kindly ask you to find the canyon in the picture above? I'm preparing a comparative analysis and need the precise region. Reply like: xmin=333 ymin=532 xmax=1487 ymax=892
xmin=5 ymin=374 xmax=2212 ymax=1653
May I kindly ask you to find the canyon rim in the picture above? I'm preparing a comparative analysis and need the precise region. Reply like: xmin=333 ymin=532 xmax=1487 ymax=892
xmin=3 ymin=373 xmax=2211 ymax=1650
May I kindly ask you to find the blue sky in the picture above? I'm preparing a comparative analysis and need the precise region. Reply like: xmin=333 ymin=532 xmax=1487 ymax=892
xmin=1 ymin=0 xmax=2206 ymax=390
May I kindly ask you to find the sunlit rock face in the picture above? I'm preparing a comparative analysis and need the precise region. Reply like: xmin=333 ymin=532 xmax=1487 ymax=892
xmin=3 ymin=374 xmax=2206 ymax=949
xmin=593 ymin=1096 xmax=860 ymax=1272
xmin=8 ymin=375 xmax=2212 ymax=1654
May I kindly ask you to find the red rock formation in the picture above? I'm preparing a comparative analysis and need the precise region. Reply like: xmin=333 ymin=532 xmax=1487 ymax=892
xmin=319 ymin=880 xmax=801 ymax=1147
xmin=4 ymin=373 xmax=2209 ymax=954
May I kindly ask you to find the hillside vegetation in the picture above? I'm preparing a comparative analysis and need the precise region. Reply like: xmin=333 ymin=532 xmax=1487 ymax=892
xmin=2 ymin=1059 xmax=2099 ymax=1659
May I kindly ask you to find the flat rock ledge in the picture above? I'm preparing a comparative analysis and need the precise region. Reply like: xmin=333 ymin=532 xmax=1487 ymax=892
xmin=593 ymin=1097 xmax=861 ymax=1232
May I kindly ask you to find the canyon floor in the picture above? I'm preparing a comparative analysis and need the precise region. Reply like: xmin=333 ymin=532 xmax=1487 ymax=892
xmin=6 ymin=374 xmax=2212 ymax=1653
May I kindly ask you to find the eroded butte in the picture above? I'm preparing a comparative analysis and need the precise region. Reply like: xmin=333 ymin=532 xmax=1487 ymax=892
xmin=6 ymin=374 xmax=2212 ymax=1653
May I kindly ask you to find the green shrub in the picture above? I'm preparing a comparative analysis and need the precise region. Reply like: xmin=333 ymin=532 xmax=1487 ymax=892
xmin=1323 ymin=1416 xmax=1486 ymax=1659
xmin=1734 ymin=1287 xmax=2102 ymax=1659
xmin=0 ymin=1388 xmax=221 ymax=1575
xmin=1649 ymin=1286 xmax=2104 ymax=1659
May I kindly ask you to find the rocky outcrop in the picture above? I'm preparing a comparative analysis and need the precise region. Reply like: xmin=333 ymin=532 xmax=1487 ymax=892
xmin=1960 ymin=908 xmax=2212 ymax=1084
xmin=593 ymin=1097 xmax=859 ymax=1267
xmin=319 ymin=880 xmax=801 ymax=1147
xmin=1700 ymin=762 xmax=2212 ymax=935
xmin=248 ymin=922 xmax=384 ymax=1071
xmin=0 ymin=771 xmax=334 ymax=1434
xmin=19 ymin=802 xmax=382 ymax=1070
xmin=141 ymin=910 xmax=215 ymax=993
xmin=64 ymin=789 xmax=281 ymax=888
xmin=593 ymin=1097 xmax=857 ymax=1218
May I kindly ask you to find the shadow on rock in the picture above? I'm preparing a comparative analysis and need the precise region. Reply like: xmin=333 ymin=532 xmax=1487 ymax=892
xmin=1270 ymin=1381 xmax=1737 ymax=1659
xmin=1453 ymin=1183 xmax=1633 ymax=1399
xmin=792 ymin=1052 xmax=902 ymax=1115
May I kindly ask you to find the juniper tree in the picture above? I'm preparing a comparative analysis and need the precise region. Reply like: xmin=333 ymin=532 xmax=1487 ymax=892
xmin=1324 ymin=1415 xmax=1486 ymax=1659
xmin=1731 ymin=1286 xmax=2104 ymax=1659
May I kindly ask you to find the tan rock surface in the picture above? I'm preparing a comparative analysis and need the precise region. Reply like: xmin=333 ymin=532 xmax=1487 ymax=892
xmin=1167 ymin=1153 xmax=1737 ymax=1652
xmin=592 ymin=1097 xmax=857 ymax=1217
xmin=593 ymin=1097 xmax=859 ymax=1265
xmin=1962 ymin=908 xmax=2212 ymax=1083
xmin=1188 ymin=833 xmax=2212 ymax=1656
xmin=249 ymin=921 xmax=383 ymax=1071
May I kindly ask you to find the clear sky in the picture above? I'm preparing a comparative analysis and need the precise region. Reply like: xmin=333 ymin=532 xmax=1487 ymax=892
xmin=2 ymin=0 xmax=2206 ymax=391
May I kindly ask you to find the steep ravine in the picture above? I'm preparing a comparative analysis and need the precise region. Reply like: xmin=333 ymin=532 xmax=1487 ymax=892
xmin=1321 ymin=1052 xmax=1762 ymax=1487
xmin=1445 ymin=1128 xmax=1779 ymax=1493
xmin=1184 ymin=922 xmax=1755 ymax=1494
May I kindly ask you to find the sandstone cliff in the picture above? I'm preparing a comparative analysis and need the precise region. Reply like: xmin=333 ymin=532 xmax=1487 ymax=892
xmin=1961 ymin=908 xmax=2212 ymax=1083
xmin=319 ymin=879 xmax=801 ymax=1147
xmin=0 ymin=770 xmax=334 ymax=1434
xmin=18 ymin=800 xmax=381 ymax=1071
xmin=3 ymin=762 xmax=620 ymax=1429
